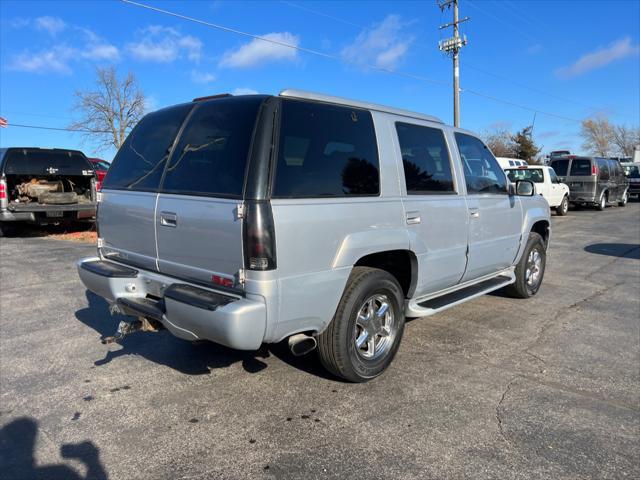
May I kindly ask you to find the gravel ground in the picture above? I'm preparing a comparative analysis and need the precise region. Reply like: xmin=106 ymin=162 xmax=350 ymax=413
xmin=1 ymin=203 xmax=638 ymax=480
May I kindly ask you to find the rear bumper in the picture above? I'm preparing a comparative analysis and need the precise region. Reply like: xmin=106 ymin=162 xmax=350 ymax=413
xmin=77 ymin=257 xmax=266 ymax=350
xmin=569 ymin=194 xmax=597 ymax=204
xmin=1 ymin=203 xmax=96 ymax=223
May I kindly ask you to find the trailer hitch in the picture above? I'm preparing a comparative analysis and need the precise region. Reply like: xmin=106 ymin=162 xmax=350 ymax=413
xmin=102 ymin=317 xmax=161 ymax=344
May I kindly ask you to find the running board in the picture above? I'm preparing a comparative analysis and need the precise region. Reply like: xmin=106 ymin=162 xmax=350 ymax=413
xmin=406 ymin=273 xmax=515 ymax=318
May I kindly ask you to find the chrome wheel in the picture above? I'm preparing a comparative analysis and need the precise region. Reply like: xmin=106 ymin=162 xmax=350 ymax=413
xmin=622 ymin=191 xmax=628 ymax=205
xmin=600 ymin=195 xmax=606 ymax=210
xmin=560 ymin=197 xmax=568 ymax=214
xmin=525 ymin=248 xmax=543 ymax=288
xmin=353 ymin=294 xmax=395 ymax=360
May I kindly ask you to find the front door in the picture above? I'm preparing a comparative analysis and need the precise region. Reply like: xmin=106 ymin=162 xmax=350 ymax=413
xmin=454 ymin=132 xmax=523 ymax=281
xmin=394 ymin=121 xmax=468 ymax=296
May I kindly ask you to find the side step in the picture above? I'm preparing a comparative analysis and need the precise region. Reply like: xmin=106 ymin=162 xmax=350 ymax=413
xmin=407 ymin=273 xmax=515 ymax=318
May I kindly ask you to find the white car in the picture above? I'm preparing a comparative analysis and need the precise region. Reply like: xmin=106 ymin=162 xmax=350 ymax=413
xmin=506 ymin=165 xmax=570 ymax=216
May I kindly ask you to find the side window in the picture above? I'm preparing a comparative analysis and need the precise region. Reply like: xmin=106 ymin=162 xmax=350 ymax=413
xmin=549 ymin=169 xmax=559 ymax=184
xmin=597 ymin=159 xmax=610 ymax=180
xmin=509 ymin=160 xmax=515 ymax=166
xmin=609 ymin=160 xmax=620 ymax=178
xmin=454 ymin=132 xmax=507 ymax=194
xmin=273 ymin=100 xmax=379 ymax=197
xmin=395 ymin=122 xmax=455 ymax=194
xmin=161 ymin=98 xmax=262 ymax=197
xmin=103 ymin=104 xmax=193 ymax=191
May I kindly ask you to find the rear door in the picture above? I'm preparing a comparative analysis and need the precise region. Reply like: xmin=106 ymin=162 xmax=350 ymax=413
xmin=394 ymin=121 xmax=469 ymax=294
xmin=155 ymin=96 xmax=264 ymax=284
xmin=454 ymin=133 xmax=522 ymax=281
xmin=567 ymin=158 xmax=595 ymax=199
xmin=550 ymin=159 xmax=569 ymax=183
xmin=99 ymin=104 xmax=193 ymax=271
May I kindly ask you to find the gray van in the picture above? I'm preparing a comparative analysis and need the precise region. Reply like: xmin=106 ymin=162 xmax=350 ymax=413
xmin=78 ymin=90 xmax=550 ymax=382
xmin=550 ymin=156 xmax=629 ymax=210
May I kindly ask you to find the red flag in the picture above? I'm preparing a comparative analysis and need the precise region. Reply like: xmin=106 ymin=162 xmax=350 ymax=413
xmin=0 ymin=117 xmax=7 ymax=128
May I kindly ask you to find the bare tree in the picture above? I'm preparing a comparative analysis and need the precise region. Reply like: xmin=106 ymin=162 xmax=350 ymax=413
xmin=70 ymin=66 xmax=145 ymax=152
xmin=580 ymin=118 xmax=614 ymax=157
xmin=611 ymin=125 xmax=640 ymax=158
xmin=482 ymin=128 xmax=515 ymax=157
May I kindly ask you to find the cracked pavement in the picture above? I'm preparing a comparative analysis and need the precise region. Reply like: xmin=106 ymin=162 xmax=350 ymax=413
xmin=1 ymin=203 xmax=639 ymax=479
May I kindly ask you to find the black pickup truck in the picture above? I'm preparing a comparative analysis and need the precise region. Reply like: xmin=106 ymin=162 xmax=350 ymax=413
xmin=0 ymin=147 xmax=97 ymax=236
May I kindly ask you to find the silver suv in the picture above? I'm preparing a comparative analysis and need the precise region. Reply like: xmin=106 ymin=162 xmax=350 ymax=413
xmin=78 ymin=90 xmax=551 ymax=382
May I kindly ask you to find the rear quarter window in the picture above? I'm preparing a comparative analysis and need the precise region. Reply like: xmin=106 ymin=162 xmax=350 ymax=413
xmin=273 ymin=99 xmax=379 ymax=198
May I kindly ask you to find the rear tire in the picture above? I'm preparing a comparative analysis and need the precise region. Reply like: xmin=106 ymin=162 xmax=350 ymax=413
xmin=555 ymin=196 xmax=569 ymax=216
xmin=505 ymin=232 xmax=546 ymax=299
xmin=596 ymin=192 xmax=607 ymax=211
xmin=618 ymin=190 xmax=628 ymax=207
xmin=317 ymin=267 xmax=405 ymax=383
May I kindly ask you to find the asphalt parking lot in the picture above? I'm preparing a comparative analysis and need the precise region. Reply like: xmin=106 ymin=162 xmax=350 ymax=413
xmin=1 ymin=203 xmax=639 ymax=480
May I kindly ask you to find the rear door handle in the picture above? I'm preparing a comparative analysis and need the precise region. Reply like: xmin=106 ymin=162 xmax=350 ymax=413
xmin=406 ymin=211 xmax=421 ymax=225
xmin=469 ymin=208 xmax=480 ymax=219
xmin=160 ymin=211 xmax=178 ymax=227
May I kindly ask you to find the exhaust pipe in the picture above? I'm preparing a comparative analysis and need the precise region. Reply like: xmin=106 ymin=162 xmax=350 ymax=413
xmin=288 ymin=333 xmax=317 ymax=356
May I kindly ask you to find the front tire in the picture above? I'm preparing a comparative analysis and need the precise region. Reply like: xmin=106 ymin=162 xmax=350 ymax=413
xmin=505 ymin=232 xmax=546 ymax=299
xmin=618 ymin=190 xmax=628 ymax=207
xmin=555 ymin=196 xmax=569 ymax=216
xmin=317 ymin=267 xmax=405 ymax=383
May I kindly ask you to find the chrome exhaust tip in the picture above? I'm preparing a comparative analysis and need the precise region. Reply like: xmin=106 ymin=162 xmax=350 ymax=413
xmin=288 ymin=333 xmax=317 ymax=356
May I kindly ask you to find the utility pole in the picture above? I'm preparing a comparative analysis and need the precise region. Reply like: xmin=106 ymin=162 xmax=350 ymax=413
xmin=438 ymin=0 xmax=469 ymax=127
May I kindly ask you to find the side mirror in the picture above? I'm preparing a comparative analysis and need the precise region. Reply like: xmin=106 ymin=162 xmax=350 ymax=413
xmin=516 ymin=180 xmax=535 ymax=196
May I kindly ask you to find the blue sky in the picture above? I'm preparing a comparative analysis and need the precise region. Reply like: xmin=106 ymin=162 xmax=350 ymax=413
xmin=1 ymin=0 xmax=639 ymax=161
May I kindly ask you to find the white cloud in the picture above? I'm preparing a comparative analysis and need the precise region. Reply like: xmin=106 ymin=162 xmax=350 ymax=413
xmin=9 ymin=46 xmax=74 ymax=74
xmin=82 ymin=43 xmax=120 ymax=61
xmin=341 ymin=15 xmax=413 ymax=70
xmin=127 ymin=25 xmax=202 ymax=63
xmin=35 ymin=16 xmax=66 ymax=35
xmin=526 ymin=44 xmax=542 ymax=55
xmin=232 ymin=87 xmax=258 ymax=95
xmin=144 ymin=95 xmax=160 ymax=113
xmin=220 ymin=32 xmax=299 ymax=68
xmin=556 ymin=37 xmax=640 ymax=79
xmin=191 ymin=70 xmax=217 ymax=84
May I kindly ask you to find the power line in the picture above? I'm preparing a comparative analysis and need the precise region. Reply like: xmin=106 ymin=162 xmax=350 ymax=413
xmin=465 ymin=0 xmax=539 ymax=44
xmin=280 ymin=0 xmax=596 ymax=117
xmin=120 ymin=0 xmax=585 ymax=124
xmin=2 ymin=123 xmax=110 ymax=133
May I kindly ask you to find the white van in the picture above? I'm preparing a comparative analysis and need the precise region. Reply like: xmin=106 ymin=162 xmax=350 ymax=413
xmin=497 ymin=157 xmax=528 ymax=170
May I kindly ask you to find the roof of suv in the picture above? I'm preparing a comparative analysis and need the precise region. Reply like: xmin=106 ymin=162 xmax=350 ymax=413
xmin=279 ymin=89 xmax=444 ymax=125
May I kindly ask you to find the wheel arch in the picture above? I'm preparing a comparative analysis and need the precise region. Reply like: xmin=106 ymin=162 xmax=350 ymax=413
xmin=353 ymin=249 xmax=418 ymax=299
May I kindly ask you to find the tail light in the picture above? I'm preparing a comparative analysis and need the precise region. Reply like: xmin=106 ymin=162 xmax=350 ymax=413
xmin=243 ymin=200 xmax=277 ymax=271
xmin=0 ymin=181 xmax=6 ymax=200
xmin=592 ymin=164 xmax=598 ymax=175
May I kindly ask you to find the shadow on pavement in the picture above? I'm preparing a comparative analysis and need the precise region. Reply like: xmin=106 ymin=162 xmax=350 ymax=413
xmin=0 ymin=417 xmax=108 ymax=480
xmin=584 ymin=243 xmax=640 ymax=260
xmin=75 ymin=291 xmax=339 ymax=380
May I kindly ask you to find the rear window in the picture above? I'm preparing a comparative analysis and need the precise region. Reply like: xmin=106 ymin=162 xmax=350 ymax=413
xmin=623 ymin=165 xmax=640 ymax=178
xmin=506 ymin=168 xmax=544 ymax=183
xmin=3 ymin=149 xmax=92 ymax=175
xmin=570 ymin=159 xmax=592 ymax=176
xmin=550 ymin=159 xmax=568 ymax=176
xmin=273 ymin=99 xmax=379 ymax=198
xmin=103 ymin=104 xmax=193 ymax=191
xmin=160 ymin=97 xmax=263 ymax=197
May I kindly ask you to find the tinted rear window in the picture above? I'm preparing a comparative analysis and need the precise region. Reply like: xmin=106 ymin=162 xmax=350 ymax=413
xmin=550 ymin=159 xmax=568 ymax=176
xmin=103 ymin=104 xmax=193 ymax=191
xmin=161 ymin=97 xmax=262 ymax=197
xmin=506 ymin=168 xmax=544 ymax=183
xmin=570 ymin=159 xmax=592 ymax=176
xmin=273 ymin=99 xmax=379 ymax=197
xmin=3 ymin=149 xmax=91 ymax=175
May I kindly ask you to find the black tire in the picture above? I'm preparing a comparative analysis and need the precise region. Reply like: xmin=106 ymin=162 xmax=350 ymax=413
xmin=555 ymin=195 xmax=569 ymax=216
xmin=505 ymin=232 xmax=546 ymax=299
xmin=618 ymin=190 xmax=628 ymax=207
xmin=596 ymin=192 xmax=607 ymax=211
xmin=317 ymin=267 xmax=405 ymax=383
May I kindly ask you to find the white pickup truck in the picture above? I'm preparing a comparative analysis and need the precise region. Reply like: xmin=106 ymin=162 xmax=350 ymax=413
xmin=506 ymin=165 xmax=570 ymax=216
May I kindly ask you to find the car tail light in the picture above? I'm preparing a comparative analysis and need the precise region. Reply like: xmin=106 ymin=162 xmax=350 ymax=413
xmin=243 ymin=200 xmax=277 ymax=271
xmin=592 ymin=164 xmax=598 ymax=175
xmin=212 ymin=275 xmax=234 ymax=287
xmin=0 ymin=181 xmax=6 ymax=200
